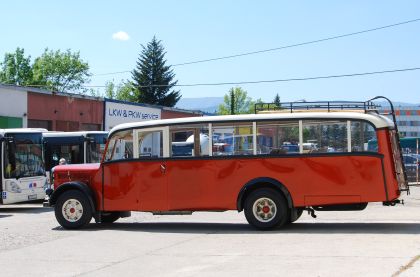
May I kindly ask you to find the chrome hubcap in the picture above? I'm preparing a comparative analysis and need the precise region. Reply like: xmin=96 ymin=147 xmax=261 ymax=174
xmin=62 ymin=199 xmax=83 ymax=222
xmin=253 ymin=197 xmax=277 ymax=222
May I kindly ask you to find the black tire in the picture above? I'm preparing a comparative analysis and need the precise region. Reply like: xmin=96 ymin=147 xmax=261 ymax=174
xmin=244 ymin=188 xmax=289 ymax=230
xmin=289 ymin=208 xmax=303 ymax=223
xmin=100 ymin=212 xmax=120 ymax=224
xmin=54 ymin=190 xmax=92 ymax=229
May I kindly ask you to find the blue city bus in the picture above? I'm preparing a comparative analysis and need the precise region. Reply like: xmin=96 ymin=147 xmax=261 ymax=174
xmin=368 ymin=137 xmax=419 ymax=153
xmin=43 ymin=131 xmax=108 ymax=186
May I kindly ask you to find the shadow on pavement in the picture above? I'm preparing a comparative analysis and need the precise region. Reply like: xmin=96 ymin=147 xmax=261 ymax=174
xmin=0 ymin=214 xmax=13 ymax=219
xmin=0 ymin=207 xmax=52 ymax=214
xmin=53 ymin=221 xmax=420 ymax=234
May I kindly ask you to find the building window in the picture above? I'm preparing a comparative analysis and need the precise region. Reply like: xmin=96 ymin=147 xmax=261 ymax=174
xmin=0 ymin=116 xmax=23 ymax=128
xmin=56 ymin=120 xmax=79 ymax=131
xmin=28 ymin=119 xmax=52 ymax=130
xmin=81 ymin=123 xmax=101 ymax=131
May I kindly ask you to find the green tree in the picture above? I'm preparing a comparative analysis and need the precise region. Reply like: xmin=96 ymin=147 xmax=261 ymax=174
xmin=0 ymin=47 xmax=33 ymax=86
xmin=132 ymin=36 xmax=180 ymax=106
xmin=88 ymin=88 xmax=102 ymax=97
xmin=249 ymin=98 xmax=263 ymax=114
xmin=217 ymin=87 xmax=254 ymax=115
xmin=104 ymin=81 xmax=116 ymax=99
xmin=105 ymin=80 xmax=137 ymax=102
xmin=32 ymin=48 xmax=91 ymax=92
xmin=273 ymin=93 xmax=281 ymax=107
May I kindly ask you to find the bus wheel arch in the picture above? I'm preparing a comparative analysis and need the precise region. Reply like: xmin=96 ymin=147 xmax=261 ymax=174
xmin=237 ymin=177 xmax=294 ymax=212
xmin=50 ymin=182 xmax=97 ymax=218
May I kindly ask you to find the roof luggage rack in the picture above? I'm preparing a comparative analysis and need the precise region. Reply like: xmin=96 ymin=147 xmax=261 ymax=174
xmin=254 ymin=100 xmax=379 ymax=114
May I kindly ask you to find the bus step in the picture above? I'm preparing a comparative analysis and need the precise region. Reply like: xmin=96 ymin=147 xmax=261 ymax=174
xmin=152 ymin=211 xmax=193 ymax=215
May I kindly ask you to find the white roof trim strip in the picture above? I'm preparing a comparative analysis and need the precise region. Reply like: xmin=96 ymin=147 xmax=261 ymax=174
xmin=109 ymin=112 xmax=394 ymax=135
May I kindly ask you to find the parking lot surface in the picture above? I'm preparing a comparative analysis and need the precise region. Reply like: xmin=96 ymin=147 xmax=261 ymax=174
xmin=1 ymin=188 xmax=420 ymax=277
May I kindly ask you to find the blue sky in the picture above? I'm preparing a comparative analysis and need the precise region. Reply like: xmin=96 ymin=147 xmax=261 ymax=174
xmin=1 ymin=1 xmax=420 ymax=103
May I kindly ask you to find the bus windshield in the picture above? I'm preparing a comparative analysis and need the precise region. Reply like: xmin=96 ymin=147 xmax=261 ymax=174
xmin=4 ymin=133 xmax=45 ymax=179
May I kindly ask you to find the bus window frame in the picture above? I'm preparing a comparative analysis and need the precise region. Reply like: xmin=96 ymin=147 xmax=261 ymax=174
xmin=104 ymin=117 xmax=380 ymax=163
xmin=134 ymin=127 xmax=169 ymax=159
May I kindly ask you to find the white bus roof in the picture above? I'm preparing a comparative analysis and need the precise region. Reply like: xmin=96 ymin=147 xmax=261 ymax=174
xmin=42 ymin=131 xmax=108 ymax=138
xmin=0 ymin=128 xmax=47 ymax=136
xmin=110 ymin=112 xmax=394 ymax=135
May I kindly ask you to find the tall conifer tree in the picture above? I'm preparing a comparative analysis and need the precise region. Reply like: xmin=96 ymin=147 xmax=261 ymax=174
xmin=132 ymin=36 xmax=180 ymax=106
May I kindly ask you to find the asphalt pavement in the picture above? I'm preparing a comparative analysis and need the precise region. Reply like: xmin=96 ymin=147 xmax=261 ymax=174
xmin=1 ymin=188 xmax=420 ymax=276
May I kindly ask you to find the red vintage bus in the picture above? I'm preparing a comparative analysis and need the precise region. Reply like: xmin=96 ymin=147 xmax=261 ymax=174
xmin=46 ymin=98 xmax=408 ymax=230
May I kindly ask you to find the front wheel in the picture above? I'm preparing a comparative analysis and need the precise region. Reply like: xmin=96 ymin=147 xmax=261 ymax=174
xmin=55 ymin=190 xmax=92 ymax=229
xmin=244 ymin=188 xmax=289 ymax=230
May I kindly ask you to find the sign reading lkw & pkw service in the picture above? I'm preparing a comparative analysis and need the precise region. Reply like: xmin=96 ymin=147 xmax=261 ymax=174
xmin=104 ymin=99 xmax=161 ymax=131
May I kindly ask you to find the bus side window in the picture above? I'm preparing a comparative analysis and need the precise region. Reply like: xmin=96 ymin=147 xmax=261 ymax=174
xmin=170 ymin=124 xmax=210 ymax=157
xmin=303 ymin=120 xmax=348 ymax=153
xmin=138 ymin=131 xmax=163 ymax=158
xmin=212 ymin=123 xmax=253 ymax=156
xmin=257 ymin=121 xmax=299 ymax=155
xmin=106 ymin=130 xmax=134 ymax=161
xmin=351 ymin=121 xmax=377 ymax=152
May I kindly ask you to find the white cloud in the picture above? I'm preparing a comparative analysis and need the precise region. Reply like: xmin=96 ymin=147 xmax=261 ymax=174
xmin=112 ymin=31 xmax=130 ymax=41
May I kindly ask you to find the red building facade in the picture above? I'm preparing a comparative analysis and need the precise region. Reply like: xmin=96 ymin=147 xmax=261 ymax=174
xmin=28 ymin=91 xmax=103 ymax=131
xmin=22 ymin=88 xmax=202 ymax=131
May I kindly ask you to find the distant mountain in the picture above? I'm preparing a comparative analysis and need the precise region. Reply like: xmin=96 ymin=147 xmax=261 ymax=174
xmin=176 ymin=97 xmax=224 ymax=114
xmin=373 ymin=101 xmax=420 ymax=108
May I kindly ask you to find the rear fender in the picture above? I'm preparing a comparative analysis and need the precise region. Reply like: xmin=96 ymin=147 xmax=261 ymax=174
xmin=237 ymin=177 xmax=294 ymax=211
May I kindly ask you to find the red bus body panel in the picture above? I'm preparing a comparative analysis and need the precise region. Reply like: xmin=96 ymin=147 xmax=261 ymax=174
xmin=99 ymin=154 xmax=389 ymax=211
xmin=53 ymin=129 xmax=401 ymax=212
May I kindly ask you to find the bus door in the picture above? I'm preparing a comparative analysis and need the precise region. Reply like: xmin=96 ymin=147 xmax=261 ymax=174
xmin=102 ymin=127 xmax=169 ymax=211
xmin=166 ymin=128 xmax=212 ymax=210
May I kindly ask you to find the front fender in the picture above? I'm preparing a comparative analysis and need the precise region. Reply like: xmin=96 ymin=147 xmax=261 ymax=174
xmin=49 ymin=182 xmax=96 ymax=214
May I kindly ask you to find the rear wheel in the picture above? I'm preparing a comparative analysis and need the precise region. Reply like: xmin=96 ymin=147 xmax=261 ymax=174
xmin=289 ymin=208 xmax=303 ymax=223
xmin=55 ymin=190 xmax=92 ymax=229
xmin=244 ymin=188 xmax=289 ymax=230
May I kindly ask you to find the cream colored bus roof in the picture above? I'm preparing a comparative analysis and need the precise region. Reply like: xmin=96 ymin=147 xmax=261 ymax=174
xmin=110 ymin=112 xmax=394 ymax=135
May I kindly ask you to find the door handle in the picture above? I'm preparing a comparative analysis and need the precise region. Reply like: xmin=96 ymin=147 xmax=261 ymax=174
xmin=160 ymin=164 xmax=166 ymax=174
